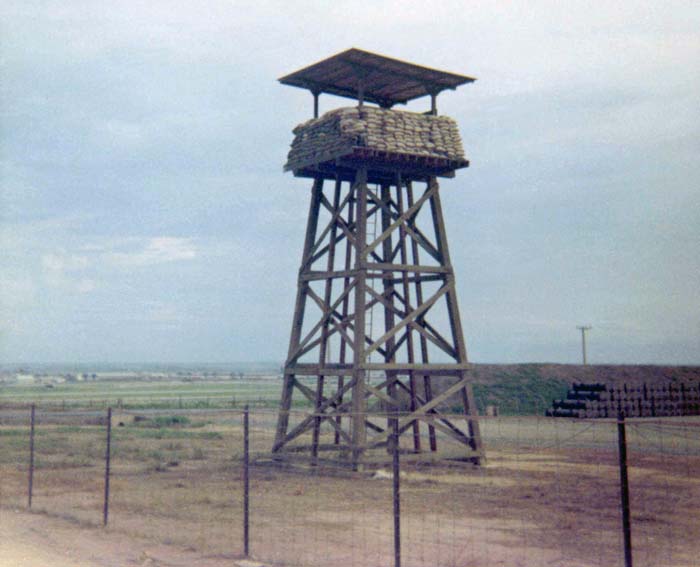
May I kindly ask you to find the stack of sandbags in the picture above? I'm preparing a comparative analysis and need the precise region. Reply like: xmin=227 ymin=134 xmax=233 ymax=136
xmin=284 ymin=106 xmax=466 ymax=171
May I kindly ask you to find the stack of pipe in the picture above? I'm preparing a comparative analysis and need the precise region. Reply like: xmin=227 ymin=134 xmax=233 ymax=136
xmin=546 ymin=381 xmax=700 ymax=418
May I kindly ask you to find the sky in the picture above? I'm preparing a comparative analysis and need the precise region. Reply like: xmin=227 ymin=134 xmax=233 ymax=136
xmin=1 ymin=1 xmax=699 ymax=365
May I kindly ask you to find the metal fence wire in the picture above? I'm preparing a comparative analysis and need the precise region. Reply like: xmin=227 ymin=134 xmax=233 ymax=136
xmin=1 ymin=406 xmax=699 ymax=567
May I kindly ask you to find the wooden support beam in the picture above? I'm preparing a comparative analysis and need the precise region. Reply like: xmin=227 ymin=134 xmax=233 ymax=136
xmin=351 ymin=168 xmax=369 ymax=467
xmin=288 ymin=280 xmax=356 ymax=363
xmin=368 ymin=186 xmax=442 ymax=263
xmin=313 ymin=180 xmax=341 ymax=461
xmin=367 ymin=376 xmax=478 ymax=448
xmin=301 ymin=269 xmax=357 ymax=282
xmin=406 ymin=181 xmax=437 ymax=451
xmin=274 ymin=173 xmax=483 ymax=464
xmin=362 ymin=363 xmax=469 ymax=373
xmin=286 ymin=363 xmax=354 ymax=376
xmin=365 ymin=282 xmax=452 ymax=356
xmin=273 ymin=377 xmax=357 ymax=451
xmin=367 ymin=263 xmax=449 ymax=274
xmin=274 ymin=178 xmax=324 ymax=450
xmin=363 ymin=183 xmax=437 ymax=260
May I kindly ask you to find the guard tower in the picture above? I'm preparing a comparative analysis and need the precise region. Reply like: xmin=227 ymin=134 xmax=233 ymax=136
xmin=273 ymin=48 xmax=483 ymax=467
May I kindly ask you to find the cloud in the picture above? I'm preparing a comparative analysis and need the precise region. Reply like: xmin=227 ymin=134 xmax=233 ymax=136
xmin=106 ymin=237 xmax=197 ymax=267
xmin=42 ymin=252 xmax=88 ymax=272
xmin=40 ymin=250 xmax=96 ymax=293
xmin=98 ymin=119 xmax=146 ymax=148
xmin=0 ymin=272 xmax=37 ymax=315
xmin=143 ymin=301 xmax=183 ymax=326
xmin=75 ymin=279 xmax=97 ymax=293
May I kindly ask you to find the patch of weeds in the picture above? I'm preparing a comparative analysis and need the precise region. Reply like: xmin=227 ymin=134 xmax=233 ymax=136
xmin=151 ymin=459 xmax=180 ymax=472
xmin=118 ymin=428 xmax=222 ymax=440
xmin=0 ymin=429 xmax=29 ymax=437
xmin=0 ymin=437 xmax=29 ymax=454
xmin=132 ymin=414 xmax=191 ymax=428
xmin=190 ymin=447 xmax=205 ymax=460
xmin=35 ymin=456 xmax=95 ymax=469
xmin=54 ymin=426 xmax=84 ymax=434
xmin=153 ymin=415 xmax=191 ymax=428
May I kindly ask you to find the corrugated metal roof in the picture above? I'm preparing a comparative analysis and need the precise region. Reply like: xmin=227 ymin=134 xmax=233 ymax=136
xmin=279 ymin=48 xmax=475 ymax=107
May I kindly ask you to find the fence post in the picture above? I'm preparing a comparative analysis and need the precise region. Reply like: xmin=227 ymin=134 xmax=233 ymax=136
xmin=243 ymin=404 xmax=250 ymax=557
xmin=617 ymin=412 xmax=633 ymax=567
xmin=103 ymin=407 xmax=112 ymax=527
xmin=392 ymin=415 xmax=401 ymax=567
xmin=28 ymin=404 xmax=36 ymax=508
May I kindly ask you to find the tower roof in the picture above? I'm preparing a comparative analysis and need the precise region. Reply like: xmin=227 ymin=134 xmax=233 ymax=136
xmin=279 ymin=48 xmax=475 ymax=107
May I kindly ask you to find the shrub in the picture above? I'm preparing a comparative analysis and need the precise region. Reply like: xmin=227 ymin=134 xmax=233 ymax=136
xmin=151 ymin=415 xmax=191 ymax=428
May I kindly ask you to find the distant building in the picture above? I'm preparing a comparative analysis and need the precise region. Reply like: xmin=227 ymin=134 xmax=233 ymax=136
xmin=15 ymin=373 xmax=35 ymax=383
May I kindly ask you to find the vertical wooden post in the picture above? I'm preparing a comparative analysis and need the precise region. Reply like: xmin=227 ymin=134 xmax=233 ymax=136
xmin=28 ymin=403 xmax=36 ymax=508
xmin=380 ymin=183 xmax=397 ymax=446
xmin=351 ymin=168 xmax=369 ymax=469
xmin=243 ymin=405 xmax=250 ymax=557
xmin=103 ymin=407 xmax=112 ymax=527
xmin=274 ymin=178 xmax=324 ymax=452
xmin=335 ymin=180 xmax=355 ymax=445
xmin=395 ymin=176 xmax=421 ymax=451
xmin=428 ymin=178 xmax=482 ymax=460
xmin=406 ymin=182 xmax=437 ymax=452
xmin=617 ymin=412 xmax=633 ymax=567
xmin=392 ymin=416 xmax=401 ymax=567
xmin=312 ymin=178 xmax=342 ymax=462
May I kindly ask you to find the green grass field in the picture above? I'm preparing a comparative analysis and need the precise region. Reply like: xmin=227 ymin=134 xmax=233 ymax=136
xmin=0 ymin=373 xmax=571 ymax=414
xmin=0 ymin=379 xmax=285 ymax=409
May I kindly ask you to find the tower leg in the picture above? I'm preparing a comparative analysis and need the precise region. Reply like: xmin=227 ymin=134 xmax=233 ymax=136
xmin=274 ymin=178 xmax=324 ymax=453
xmin=427 ymin=178 xmax=482 ymax=462
xmin=311 ymin=178 xmax=343 ymax=463
xmin=380 ymin=183 xmax=399 ymax=452
xmin=351 ymin=168 xmax=369 ymax=468
xmin=406 ymin=181 xmax=437 ymax=452
xmin=334 ymin=186 xmax=355 ymax=446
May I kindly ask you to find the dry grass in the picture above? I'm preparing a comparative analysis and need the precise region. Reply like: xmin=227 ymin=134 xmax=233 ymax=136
xmin=1 ymin=412 xmax=699 ymax=567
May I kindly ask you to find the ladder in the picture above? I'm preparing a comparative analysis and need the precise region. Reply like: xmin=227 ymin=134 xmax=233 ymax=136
xmin=365 ymin=184 xmax=380 ymax=381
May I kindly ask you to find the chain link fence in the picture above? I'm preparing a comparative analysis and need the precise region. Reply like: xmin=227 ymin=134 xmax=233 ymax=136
xmin=1 ymin=406 xmax=699 ymax=567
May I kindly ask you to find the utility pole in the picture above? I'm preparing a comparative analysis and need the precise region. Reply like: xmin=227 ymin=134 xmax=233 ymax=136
xmin=577 ymin=326 xmax=592 ymax=365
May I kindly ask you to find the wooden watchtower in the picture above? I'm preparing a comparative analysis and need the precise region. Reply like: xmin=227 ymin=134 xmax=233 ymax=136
xmin=273 ymin=48 xmax=483 ymax=467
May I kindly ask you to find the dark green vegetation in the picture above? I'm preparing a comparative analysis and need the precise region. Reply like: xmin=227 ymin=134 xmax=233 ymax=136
xmin=471 ymin=376 xmax=568 ymax=415
xmin=467 ymin=363 xmax=700 ymax=415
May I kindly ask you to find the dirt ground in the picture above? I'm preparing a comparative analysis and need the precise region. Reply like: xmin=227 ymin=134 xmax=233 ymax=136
xmin=0 ymin=507 xmax=253 ymax=567
xmin=1 ymin=412 xmax=699 ymax=567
